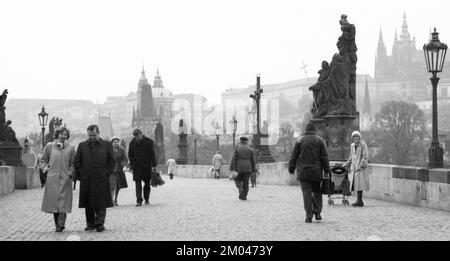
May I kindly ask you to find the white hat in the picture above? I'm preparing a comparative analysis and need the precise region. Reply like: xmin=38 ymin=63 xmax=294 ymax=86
xmin=351 ymin=130 xmax=362 ymax=138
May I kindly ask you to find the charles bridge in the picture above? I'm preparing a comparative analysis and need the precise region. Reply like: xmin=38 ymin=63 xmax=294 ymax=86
xmin=0 ymin=162 xmax=449 ymax=241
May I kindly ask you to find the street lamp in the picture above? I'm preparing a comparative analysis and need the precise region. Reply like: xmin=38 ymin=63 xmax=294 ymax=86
xmin=191 ymin=127 xmax=198 ymax=165
xmin=38 ymin=106 xmax=49 ymax=151
xmin=229 ymin=116 xmax=238 ymax=149
xmin=423 ymin=28 xmax=448 ymax=168
xmin=214 ymin=122 xmax=221 ymax=151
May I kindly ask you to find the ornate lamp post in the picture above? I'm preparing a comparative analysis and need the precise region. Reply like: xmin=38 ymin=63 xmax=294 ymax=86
xmin=191 ymin=127 xmax=198 ymax=165
xmin=214 ymin=122 xmax=221 ymax=151
xmin=423 ymin=28 xmax=448 ymax=168
xmin=38 ymin=106 xmax=49 ymax=151
xmin=229 ymin=116 xmax=238 ymax=149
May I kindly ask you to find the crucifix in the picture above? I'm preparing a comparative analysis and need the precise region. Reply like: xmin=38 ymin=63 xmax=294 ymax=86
xmin=249 ymin=74 xmax=263 ymax=135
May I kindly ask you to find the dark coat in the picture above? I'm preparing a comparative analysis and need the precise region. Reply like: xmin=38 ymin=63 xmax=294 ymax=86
xmin=128 ymin=136 xmax=157 ymax=182
xmin=110 ymin=147 xmax=128 ymax=190
xmin=288 ymin=130 xmax=330 ymax=182
xmin=230 ymin=142 xmax=256 ymax=174
xmin=75 ymin=138 xmax=114 ymax=209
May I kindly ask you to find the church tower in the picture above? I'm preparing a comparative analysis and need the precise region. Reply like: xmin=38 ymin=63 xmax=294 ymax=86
xmin=362 ymin=76 xmax=371 ymax=115
xmin=375 ymin=28 xmax=388 ymax=81
xmin=132 ymin=66 xmax=157 ymax=136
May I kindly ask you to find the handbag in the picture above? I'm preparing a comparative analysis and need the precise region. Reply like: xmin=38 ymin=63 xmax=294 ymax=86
xmin=150 ymin=168 xmax=165 ymax=187
xmin=229 ymin=170 xmax=238 ymax=180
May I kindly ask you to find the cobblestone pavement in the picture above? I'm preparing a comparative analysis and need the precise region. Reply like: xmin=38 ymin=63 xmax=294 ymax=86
xmin=0 ymin=173 xmax=449 ymax=241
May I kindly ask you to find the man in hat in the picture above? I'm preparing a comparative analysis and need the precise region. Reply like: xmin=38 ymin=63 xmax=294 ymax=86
xmin=288 ymin=123 xmax=330 ymax=223
xmin=230 ymin=136 xmax=256 ymax=200
xmin=128 ymin=129 xmax=157 ymax=206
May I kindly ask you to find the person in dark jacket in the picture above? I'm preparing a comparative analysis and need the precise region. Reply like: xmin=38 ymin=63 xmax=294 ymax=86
xmin=75 ymin=125 xmax=114 ymax=232
xmin=128 ymin=129 xmax=157 ymax=206
xmin=230 ymin=136 xmax=256 ymax=200
xmin=288 ymin=123 xmax=330 ymax=223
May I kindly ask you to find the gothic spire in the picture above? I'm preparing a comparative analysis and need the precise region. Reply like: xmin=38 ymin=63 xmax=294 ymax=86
xmin=400 ymin=12 xmax=411 ymax=41
xmin=362 ymin=75 xmax=371 ymax=115
xmin=377 ymin=27 xmax=387 ymax=59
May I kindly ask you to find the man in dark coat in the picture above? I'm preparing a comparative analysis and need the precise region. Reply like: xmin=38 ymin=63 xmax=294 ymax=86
xmin=128 ymin=129 xmax=157 ymax=206
xmin=288 ymin=123 xmax=330 ymax=223
xmin=75 ymin=125 xmax=114 ymax=232
xmin=230 ymin=136 xmax=256 ymax=200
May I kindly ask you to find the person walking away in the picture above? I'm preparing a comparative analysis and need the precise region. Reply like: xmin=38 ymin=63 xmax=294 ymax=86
xmin=167 ymin=158 xmax=177 ymax=180
xmin=343 ymin=131 xmax=369 ymax=207
xmin=35 ymin=153 xmax=47 ymax=187
xmin=288 ymin=123 xmax=330 ymax=223
xmin=75 ymin=125 xmax=114 ymax=232
xmin=40 ymin=127 xmax=76 ymax=232
xmin=212 ymin=151 xmax=224 ymax=179
xmin=230 ymin=136 xmax=256 ymax=200
xmin=110 ymin=136 xmax=129 ymax=206
xmin=128 ymin=129 xmax=157 ymax=206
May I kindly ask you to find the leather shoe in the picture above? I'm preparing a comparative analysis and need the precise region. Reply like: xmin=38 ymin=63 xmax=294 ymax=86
xmin=145 ymin=200 xmax=150 ymax=205
xmin=314 ymin=213 xmax=322 ymax=221
xmin=305 ymin=217 xmax=312 ymax=223
xmin=136 ymin=202 xmax=142 ymax=207
xmin=84 ymin=226 xmax=95 ymax=231
xmin=55 ymin=225 xmax=65 ymax=232
xmin=96 ymin=225 xmax=105 ymax=232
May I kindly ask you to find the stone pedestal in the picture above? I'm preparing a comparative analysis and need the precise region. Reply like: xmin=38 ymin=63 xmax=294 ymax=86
xmin=176 ymin=133 xmax=188 ymax=165
xmin=252 ymin=134 xmax=275 ymax=163
xmin=0 ymin=142 xmax=23 ymax=166
xmin=309 ymin=113 xmax=359 ymax=162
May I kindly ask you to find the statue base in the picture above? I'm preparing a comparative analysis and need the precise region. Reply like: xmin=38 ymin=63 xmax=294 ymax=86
xmin=176 ymin=134 xmax=188 ymax=165
xmin=309 ymin=112 xmax=359 ymax=162
xmin=252 ymin=134 xmax=275 ymax=163
xmin=0 ymin=141 xmax=24 ymax=166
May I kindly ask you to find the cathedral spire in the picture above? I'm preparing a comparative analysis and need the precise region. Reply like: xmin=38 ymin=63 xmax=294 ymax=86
xmin=362 ymin=75 xmax=371 ymax=115
xmin=377 ymin=28 xmax=387 ymax=58
xmin=400 ymin=12 xmax=411 ymax=41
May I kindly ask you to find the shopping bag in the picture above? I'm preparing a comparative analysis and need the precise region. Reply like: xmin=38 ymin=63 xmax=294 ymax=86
xmin=151 ymin=168 xmax=165 ymax=187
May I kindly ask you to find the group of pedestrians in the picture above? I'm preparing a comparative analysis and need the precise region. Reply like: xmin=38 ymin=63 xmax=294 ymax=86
xmin=39 ymin=125 xmax=158 ymax=232
xmin=39 ymin=121 xmax=369 ymax=232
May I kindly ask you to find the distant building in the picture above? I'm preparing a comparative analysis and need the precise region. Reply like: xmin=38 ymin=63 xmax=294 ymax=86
xmin=98 ymin=114 xmax=114 ymax=141
xmin=374 ymin=13 xmax=450 ymax=110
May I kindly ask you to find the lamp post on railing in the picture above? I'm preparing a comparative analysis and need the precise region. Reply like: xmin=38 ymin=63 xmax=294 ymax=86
xmin=38 ymin=106 xmax=49 ymax=151
xmin=229 ymin=116 xmax=238 ymax=149
xmin=423 ymin=28 xmax=448 ymax=168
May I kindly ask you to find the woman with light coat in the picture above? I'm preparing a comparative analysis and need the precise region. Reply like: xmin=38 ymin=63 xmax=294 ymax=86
xmin=343 ymin=130 xmax=369 ymax=207
xmin=40 ymin=127 xmax=76 ymax=232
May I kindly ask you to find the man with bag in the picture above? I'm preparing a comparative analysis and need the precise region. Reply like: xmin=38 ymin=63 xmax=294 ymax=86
xmin=230 ymin=136 xmax=256 ymax=200
xmin=128 ymin=129 xmax=157 ymax=206
xmin=288 ymin=123 xmax=330 ymax=223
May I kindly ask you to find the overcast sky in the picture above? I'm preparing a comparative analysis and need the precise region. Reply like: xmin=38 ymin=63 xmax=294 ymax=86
xmin=1 ymin=0 xmax=450 ymax=104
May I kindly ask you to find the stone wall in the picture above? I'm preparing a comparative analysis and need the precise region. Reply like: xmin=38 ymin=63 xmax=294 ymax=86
xmin=0 ymin=166 xmax=15 ymax=196
xmin=168 ymin=162 xmax=450 ymax=212
xmin=14 ymin=166 xmax=40 ymax=190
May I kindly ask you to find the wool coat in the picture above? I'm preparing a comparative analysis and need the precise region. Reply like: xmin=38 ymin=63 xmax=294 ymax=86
xmin=344 ymin=139 xmax=370 ymax=191
xmin=110 ymin=147 xmax=128 ymax=190
xmin=230 ymin=143 xmax=256 ymax=174
xmin=288 ymin=130 xmax=330 ymax=182
xmin=41 ymin=141 xmax=76 ymax=213
xmin=75 ymin=138 xmax=114 ymax=209
xmin=212 ymin=154 xmax=224 ymax=170
xmin=128 ymin=136 xmax=157 ymax=182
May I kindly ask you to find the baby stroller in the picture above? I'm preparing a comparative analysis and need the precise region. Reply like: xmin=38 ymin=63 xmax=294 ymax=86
xmin=323 ymin=164 xmax=350 ymax=205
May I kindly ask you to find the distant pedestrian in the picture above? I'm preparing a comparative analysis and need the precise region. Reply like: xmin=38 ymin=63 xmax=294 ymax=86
xmin=110 ymin=136 xmax=129 ymax=206
xmin=212 ymin=151 xmax=224 ymax=179
xmin=288 ymin=123 xmax=330 ymax=223
xmin=128 ymin=129 xmax=157 ymax=206
xmin=230 ymin=136 xmax=256 ymax=200
xmin=167 ymin=158 xmax=177 ymax=180
xmin=35 ymin=153 xmax=46 ymax=187
xmin=40 ymin=127 xmax=76 ymax=232
xmin=343 ymin=131 xmax=369 ymax=207
xmin=75 ymin=125 xmax=114 ymax=232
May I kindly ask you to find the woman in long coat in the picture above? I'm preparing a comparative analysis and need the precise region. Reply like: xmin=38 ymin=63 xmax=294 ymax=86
xmin=212 ymin=151 xmax=223 ymax=179
xmin=343 ymin=130 xmax=369 ymax=207
xmin=110 ymin=136 xmax=128 ymax=206
xmin=41 ymin=127 xmax=76 ymax=232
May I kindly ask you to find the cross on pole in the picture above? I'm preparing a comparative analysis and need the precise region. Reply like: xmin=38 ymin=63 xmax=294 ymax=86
xmin=249 ymin=74 xmax=263 ymax=135
xmin=301 ymin=61 xmax=318 ymax=112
